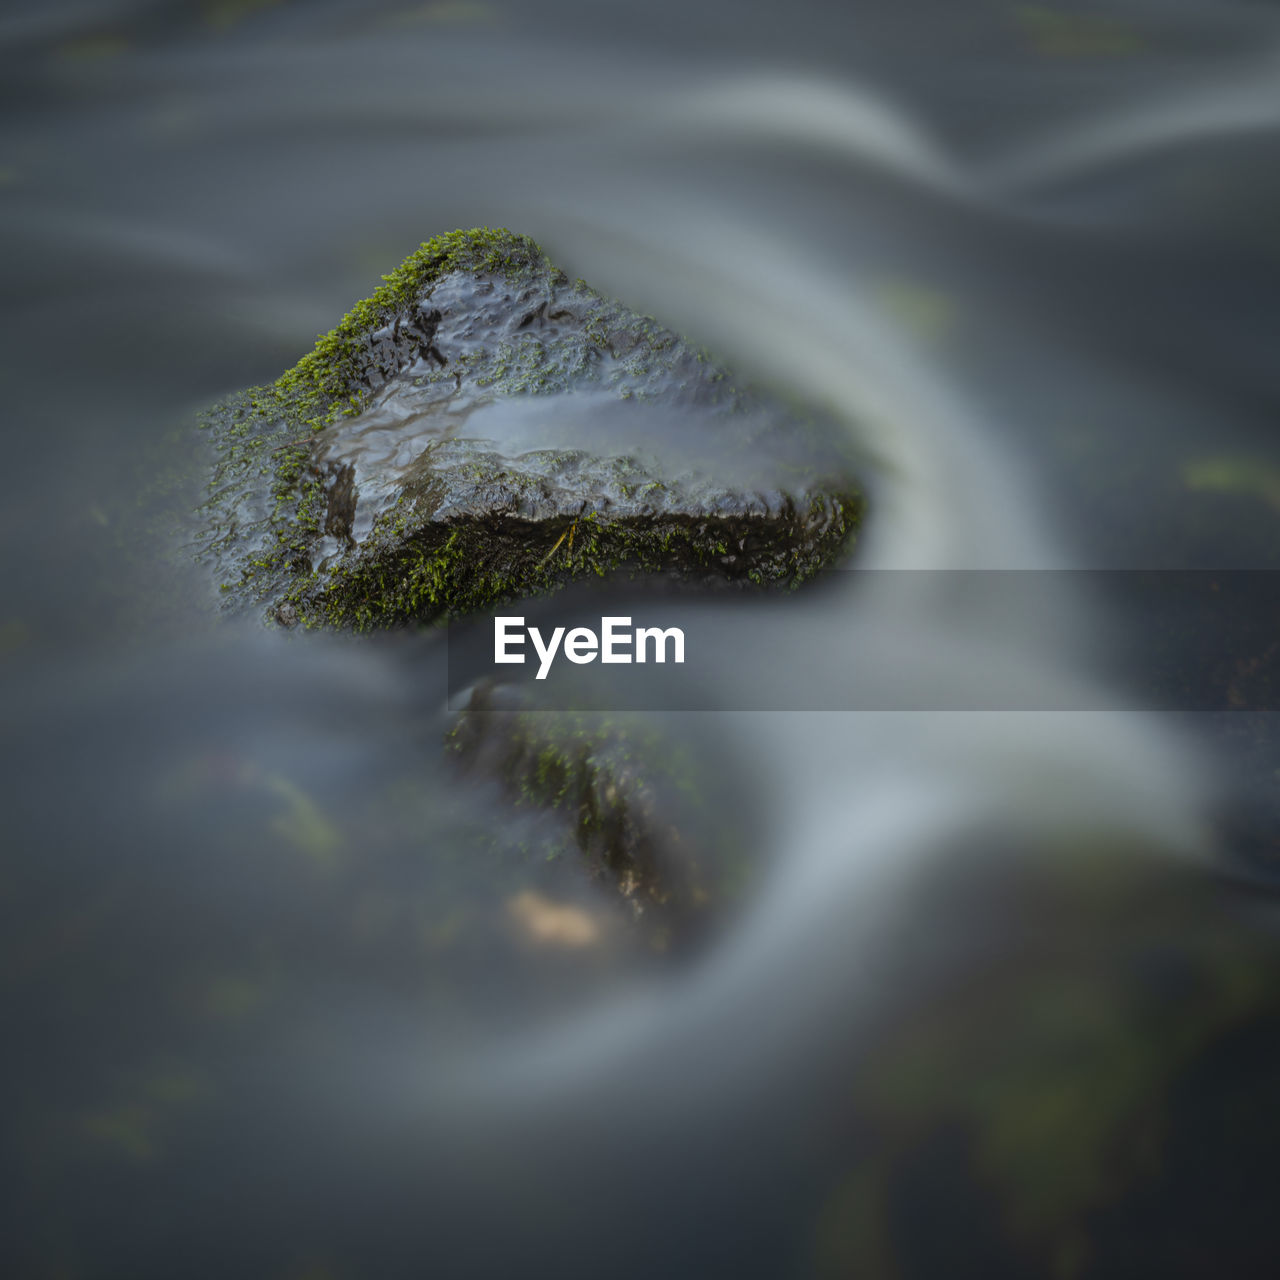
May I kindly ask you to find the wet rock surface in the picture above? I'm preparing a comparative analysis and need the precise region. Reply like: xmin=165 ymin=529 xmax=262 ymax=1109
xmin=197 ymin=228 xmax=863 ymax=629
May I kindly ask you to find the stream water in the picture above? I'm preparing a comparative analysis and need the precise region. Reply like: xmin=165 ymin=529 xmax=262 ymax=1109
xmin=4 ymin=2 xmax=1280 ymax=1276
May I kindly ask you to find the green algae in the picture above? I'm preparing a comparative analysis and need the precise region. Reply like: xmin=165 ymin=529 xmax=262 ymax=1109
xmin=1182 ymin=456 xmax=1280 ymax=512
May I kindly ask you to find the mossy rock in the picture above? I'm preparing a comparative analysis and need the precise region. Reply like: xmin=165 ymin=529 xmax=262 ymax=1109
xmin=196 ymin=227 xmax=863 ymax=629
xmin=446 ymin=680 xmax=758 ymax=945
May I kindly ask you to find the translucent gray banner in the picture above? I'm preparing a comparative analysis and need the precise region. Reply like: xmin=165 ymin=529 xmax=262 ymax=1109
xmin=445 ymin=571 xmax=1280 ymax=711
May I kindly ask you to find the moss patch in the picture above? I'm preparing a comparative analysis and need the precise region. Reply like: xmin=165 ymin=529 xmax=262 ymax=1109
xmin=275 ymin=227 xmax=549 ymax=429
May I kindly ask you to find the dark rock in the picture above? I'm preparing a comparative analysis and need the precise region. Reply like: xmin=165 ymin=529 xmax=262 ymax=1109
xmin=196 ymin=228 xmax=863 ymax=629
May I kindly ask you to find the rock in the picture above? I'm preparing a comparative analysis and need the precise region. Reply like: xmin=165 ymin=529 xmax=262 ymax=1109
xmin=197 ymin=228 xmax=863 ymax=629
xmin=445 ymin=679 xmax=756 ymax=946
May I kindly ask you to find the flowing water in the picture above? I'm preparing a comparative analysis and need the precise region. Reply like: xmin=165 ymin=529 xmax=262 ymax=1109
xmin=4 ymin=2 xmax=1280 ymax=1276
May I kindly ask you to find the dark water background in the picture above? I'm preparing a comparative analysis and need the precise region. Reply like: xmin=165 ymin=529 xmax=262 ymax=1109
xmin=4 ymin=1 xmax=1280 ymax=1276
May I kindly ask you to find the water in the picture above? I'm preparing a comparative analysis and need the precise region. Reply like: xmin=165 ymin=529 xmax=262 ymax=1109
xmin=4 ymin=2 xmax=1280 ymax=1275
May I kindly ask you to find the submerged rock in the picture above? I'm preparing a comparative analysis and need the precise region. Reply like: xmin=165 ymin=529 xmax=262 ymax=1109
xmin=446 ymin=680 xmax=756 ymax=945
xmin=198 ymin=228 xmax=862 ymax=629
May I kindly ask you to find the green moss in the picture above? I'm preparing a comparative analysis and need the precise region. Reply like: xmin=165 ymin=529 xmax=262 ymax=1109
xmin=273 ymin=227 xmax=549 ymax=429
xmin=283 ymin=487 xmax=861 ymax=632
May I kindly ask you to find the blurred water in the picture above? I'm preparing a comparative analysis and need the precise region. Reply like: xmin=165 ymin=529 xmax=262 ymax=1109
xmin=4 ymin=1 xmax=1280 ymax=1276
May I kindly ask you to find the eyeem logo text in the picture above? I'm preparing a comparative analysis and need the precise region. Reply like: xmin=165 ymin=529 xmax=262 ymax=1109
xmin=494 ymin=616 xmax=686 ymax=680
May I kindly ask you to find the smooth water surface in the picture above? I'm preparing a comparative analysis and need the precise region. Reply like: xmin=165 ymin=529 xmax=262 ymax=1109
xmin=4 ymin=2 xmax=1280 ymax=1275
